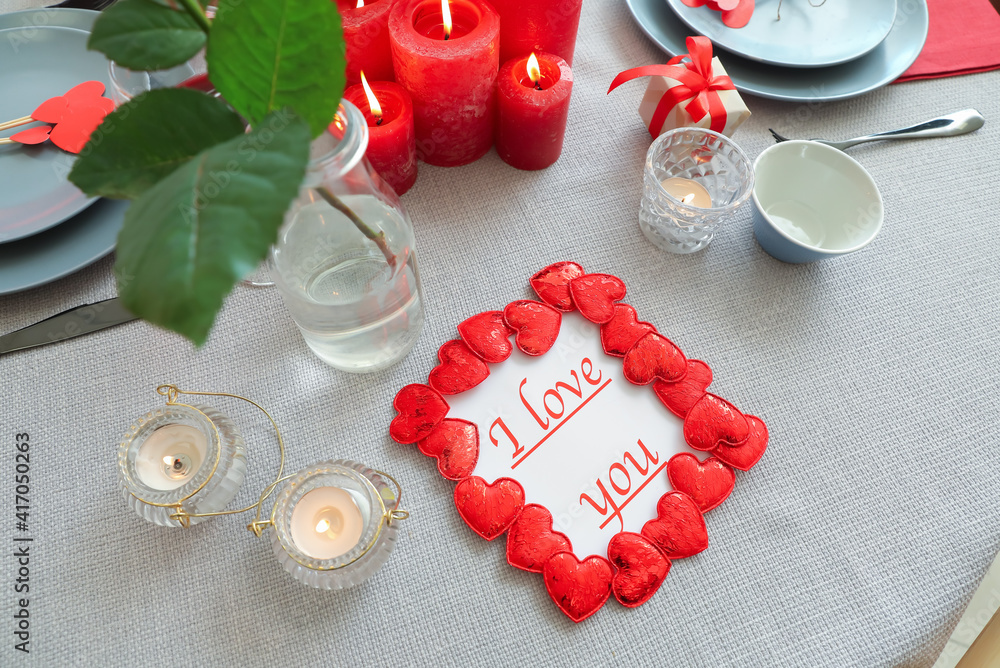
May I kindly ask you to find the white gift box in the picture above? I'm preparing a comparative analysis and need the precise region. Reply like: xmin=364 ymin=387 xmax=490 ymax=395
xmin=638 ymin=57 xmax=751 ymax=138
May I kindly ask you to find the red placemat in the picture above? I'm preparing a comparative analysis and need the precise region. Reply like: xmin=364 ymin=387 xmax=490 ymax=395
xmin=896 ymin=0 xmax=1000 ymax=81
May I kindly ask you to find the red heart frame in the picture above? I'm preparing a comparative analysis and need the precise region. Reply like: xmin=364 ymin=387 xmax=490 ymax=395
xmin=389 ymin=262 xmax=768 ymax=622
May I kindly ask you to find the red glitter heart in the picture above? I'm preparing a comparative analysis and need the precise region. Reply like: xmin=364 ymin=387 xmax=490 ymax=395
xmin=640 ymin=491 xmax=708 ymax=559
xmin=10 ymin=125 xmax=51 ymax=145
xmin=623 ymin=332 xmax=688 ymax=385
xmin=569 ymin=273 xmax=627 ymax=324
xmin=505 ymin=504 xmax=573 ymax=573
xmin=428 ymin=340 xmax=490 ymax=395
xmin=683 ymin=393 xmax=750 ymax=451
xmin=652 ymin=360 xmax=713 ymax=418
xmin=454 ymin=476 xmax=525 ymax=541
xmin=418 ymin=418 xmax=479 ymax=480
xmin=714 ymin=415 xmax=768 ymax=471
xmin=503 ymin=300 xmax=562 ymax=356
xmin=457 ymin=311 xmax=514 ymax=364
xmin=543 ymin=552 xmax=614 ymax=623
xmin=389 ymin=383 xmax=449 ymax=444
xmin=529 ymin=261 xmax=585 ymax=312
xmin=607 ymin=532 xmax=671 ymax=608
xmin=49 ymin=103 xmax=110 ymax=154
xmin=599 ymin=304 xmax=656 ymax=357
xmin=666 ymin=453 xmax=735 ymax=512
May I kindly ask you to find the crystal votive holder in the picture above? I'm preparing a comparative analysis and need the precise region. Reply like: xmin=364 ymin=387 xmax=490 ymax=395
xmin=270 ymin=459 xmax=403 ymax=590
xmin=117 ymin=404 xmax=247 ymax=527
xmin=639 ymin=127 xmax=754 ymax=254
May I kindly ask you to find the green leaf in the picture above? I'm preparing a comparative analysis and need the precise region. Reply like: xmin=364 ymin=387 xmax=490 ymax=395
xmin=115 ymin=110 xmax=311 ymax=345
xmin=206 ymin=0 xmax=345 ymax=138
xmin=88 ymin=0 xmax=207 ymax=71
xmin=69 ymin=89 xmax=246 ymax=200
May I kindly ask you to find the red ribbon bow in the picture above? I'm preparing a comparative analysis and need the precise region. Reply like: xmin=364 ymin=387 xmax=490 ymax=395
xmin=608 ymin=36 xmax=736 ymax=137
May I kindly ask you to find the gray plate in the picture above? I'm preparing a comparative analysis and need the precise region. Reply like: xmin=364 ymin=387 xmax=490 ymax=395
xmin=626 ymin=0 xmax=929 ymax=102
xmin=664 ymin=0 xmax=897 ymax=68
xmin=0 ymin=23 xmax=111 ymax=242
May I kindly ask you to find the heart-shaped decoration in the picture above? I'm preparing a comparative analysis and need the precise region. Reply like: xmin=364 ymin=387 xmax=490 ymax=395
xmin=30 ymin=97 xmax=68 ymax=124
xmin=454 ymin=476 xmax=525 ymax=541
xmin=506 ymin=504 xmax=573 ymax=573
xmin=623 ymin=332 xmax=688 ymax=385
xmin=599 ymin=304 xmax=656 ymax=357
xmin=607 ymin=532 xmax=671 ymax=608
xmin=542 ymin=552 xmax=614 ymax=623
xmin=640 ymin=491 xmax=708 ymax=559
xmin=49 ymin=104 xmax=111 ymax=154
xmin=569 ymin=273 xmax=627 ymax=324
xmin=683 ymin=393 xmax=750 ymax=451
xmin=389 ymin=383 xmax=449 ymax=444
xmin=713 ymin=415 xmax=768 ymax=471
xmin=652 ymin=359 xmax=713 ymax=418
xmin=458 ymin=311 xmax=514 ymax=364
xmin=418 ymin=418 xmax=479 ymax=480
xmin=503 ymin=300 xmax=562 ymax=356
xmin=429 ymin=340 xmax=490 ymax=395
xmin=10 ymin=125 xmax=52 ymax=145
xmin=679 ymin=0 xmax=754 ymax=28
xmin=530 ymin=261 xmax=585 ymax=312
xmin=666 ymin=453 xmax=735 ymax=512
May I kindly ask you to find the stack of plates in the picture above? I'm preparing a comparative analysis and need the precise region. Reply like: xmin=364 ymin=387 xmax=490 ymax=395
xmin=626 ymin=0 xmax=929 ymax=102
xmin=0 ymin=8 xmax=127 ymax=296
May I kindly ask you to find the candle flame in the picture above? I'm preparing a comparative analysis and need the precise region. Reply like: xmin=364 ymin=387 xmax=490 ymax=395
xmin=442 ymin=0 xmax=452 ymax=39
xmin=162 ymin=456 xmax=174 ymax=467
xmin=356 ymin=0 xmax=363 ymax=6
xmin=527 ymin=53 xmax=541 ymax=87
xmin=681 ymin=193 xmax=695 ymax=205
xmin=316 ymin=519 xmax=331 ymax=533
xmin=360 ymin=71 xmax=383 ymax=121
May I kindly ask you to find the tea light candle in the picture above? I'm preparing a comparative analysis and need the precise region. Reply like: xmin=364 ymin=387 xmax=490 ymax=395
xmin=488 ymin=0 xmax=583 ymax=66
xmin=343 ymin=73 xmax=418 ymax=195
xmin=661 ymin=177 xmax=712 ymax=208
xmin=290 ymin=487 xmax=366 ymax=560
xmin=496 ymin=51 xmax=573 ymax=171
xmin=388 ymin=0 xmax=500 ymax=166
xmin=337 ymin=0 xmax=396 ymax=86
xmin=135 ymin=424 xmax=207 ymax=491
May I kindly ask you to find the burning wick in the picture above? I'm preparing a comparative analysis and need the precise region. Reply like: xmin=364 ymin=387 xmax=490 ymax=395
xmin=360 ymin=72 xmax=383 ymax=126
xmin=527 ymin=53 xmax=542 ymax=91
xmin=680 ymin=193 xmax=695 ymax=205
xmin=356 ymin=0 xmax=363 ymax=7
xmin=442 ymin=0 xmax=452 ymax=39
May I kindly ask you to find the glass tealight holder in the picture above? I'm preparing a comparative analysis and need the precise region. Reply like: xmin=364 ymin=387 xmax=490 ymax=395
xmin=118 ymin=403 xmax=247 ymax=527
xmin=639 ymin=127 xmax=754 ymax=254
xmin=270 ymin=459 xmax=406 ymax=590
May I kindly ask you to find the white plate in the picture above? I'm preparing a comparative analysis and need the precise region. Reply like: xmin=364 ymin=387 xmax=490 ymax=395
xmin=664 ymin=0 xmax=897 ymax=68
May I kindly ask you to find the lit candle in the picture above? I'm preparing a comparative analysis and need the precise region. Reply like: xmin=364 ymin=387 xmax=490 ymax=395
xmin=135 ymin=424 xmax=207 ymax=491
xmin=290 ymin=487 xmax=366 ymax=560
xmin=661 ymin=177 xmax=712 ymax=208
xmin=388 ymin=0 xmax=500 ymax=167
xmin=496 ymin=51 xmax=573 ymax=171
xmin=343 ymin=72 xmax=418 ymax=195
xmin=337 ymin=0 xmax=396 ymax=86
xmin=487 ymin=0 xmax=583 ymax=66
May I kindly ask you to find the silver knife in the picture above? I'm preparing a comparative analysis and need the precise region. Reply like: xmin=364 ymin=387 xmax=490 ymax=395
xmin=0 ymin=297 xmax=137 ymax=355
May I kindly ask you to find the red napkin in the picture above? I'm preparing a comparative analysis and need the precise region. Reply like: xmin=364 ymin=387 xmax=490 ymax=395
xmin=896 ymin=0 xmax=1000 ymax=82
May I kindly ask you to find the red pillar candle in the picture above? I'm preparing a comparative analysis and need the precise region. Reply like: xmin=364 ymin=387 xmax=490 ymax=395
xmin=496 ymin=52 xmax=573 ymax=171
xmin=343 ymin=74 xmax=418 ymax=195
xmin=388 ymin=0 xmax=500 ymax=167
xmin=488 ymin=0 xmax=583 ymax=66
xmin=337 ymin=0 xmax=396 ymax=87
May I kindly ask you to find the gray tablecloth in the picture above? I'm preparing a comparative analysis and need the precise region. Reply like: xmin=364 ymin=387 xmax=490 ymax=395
xmin=2 ymin=1 xmax=999 ymax=666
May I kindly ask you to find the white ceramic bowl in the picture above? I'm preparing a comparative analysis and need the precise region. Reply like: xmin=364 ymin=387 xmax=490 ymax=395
xmin=751 ymin=141 xmax=883 ymax=263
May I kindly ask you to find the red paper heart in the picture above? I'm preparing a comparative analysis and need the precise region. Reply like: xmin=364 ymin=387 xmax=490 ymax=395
xmin=666 ymin=453 xmax=735 ymax=512
xmin=10 ymin=125 xmax=51 ymax=145
xmin=30 ymin=97 xmax=68 ymax=124
xmin=684 ymin=393 xmax=750 ymax=451
xmin=542 ymin=552 xmax=614 ymax=623
xmin=599 ymin=304 xmax=656 ymax=357
xmin=454 ymin=476 xmax=525 ymax=541
xmin=607 ymin=532 xmax=671 ymax=608
xmin=530 ymin=261 xmax=585 ymax=312
xmin=505 ymin=504 xmax=573 ymax=573
xmin=714 ymin=415 xmax=768 ymax=471
xmin=640 ymin=491 xmax=709 ymax=559
xmin=721 ymin=0 xmax=754 ymax=28
xmin=652 ymin=359 xmax=713 ymax=418
xmin=418 ymin=418 xmax=479 ymax=480
xmin=569 ymin=273 xmax=627 ymax=324
xmin=49 ymin=103 xmax=110 ymax=154
xmin=63 ymin=80 xmax=106 ymax=101
xmin=389 ymin=383 xmax=449 ymax=444
xmin=503 ymin=300 xmax=562 ymax=356
xmin=428 ymin=340 xmax=490 ymax=395
xmin=715 ymin=0 xmax=740 ymax=9
xmin=623 ymin=332 xmax=688 ymax=385
xmin=457 ymin=311 xmax=514 ymax=364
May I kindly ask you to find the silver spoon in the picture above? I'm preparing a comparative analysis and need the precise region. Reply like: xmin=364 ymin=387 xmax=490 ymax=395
xmin=768 ymin=109 xmax=985 ymax=151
